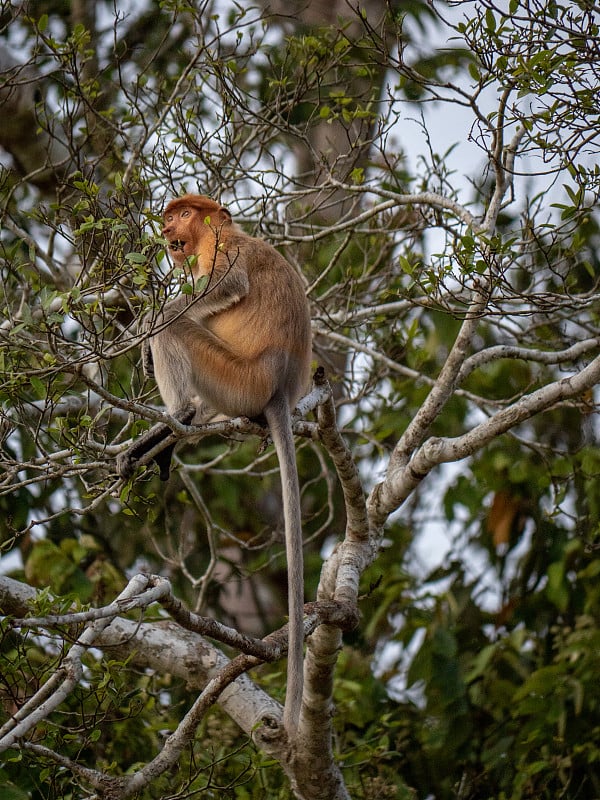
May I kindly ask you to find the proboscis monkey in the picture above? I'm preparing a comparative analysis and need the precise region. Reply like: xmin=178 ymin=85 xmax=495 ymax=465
xmin=117 ymin=194 xmax=312 ymax=736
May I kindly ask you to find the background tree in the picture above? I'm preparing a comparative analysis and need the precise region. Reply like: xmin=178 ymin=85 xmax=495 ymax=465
xmin=1 ymin=1 xmax=600 ymax=798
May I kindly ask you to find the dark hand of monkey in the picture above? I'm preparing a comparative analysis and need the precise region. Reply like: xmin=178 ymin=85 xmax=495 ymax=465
xmin=141 ymin=339 xmax=154 ymax=380
xmin=116 ymin=405 xmax=195 ymax=481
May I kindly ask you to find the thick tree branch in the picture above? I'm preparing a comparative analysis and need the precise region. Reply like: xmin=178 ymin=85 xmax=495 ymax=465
xmin=368 ymin=352 xmax=600 ymax=527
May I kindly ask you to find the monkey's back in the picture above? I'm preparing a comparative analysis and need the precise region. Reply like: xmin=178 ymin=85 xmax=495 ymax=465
xmin=207 ymin=234 xmax=312 ymax=406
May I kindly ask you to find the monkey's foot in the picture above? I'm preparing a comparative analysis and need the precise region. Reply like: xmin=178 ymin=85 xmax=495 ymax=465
xmin=116 ymin=405 xmax=195 ymax=481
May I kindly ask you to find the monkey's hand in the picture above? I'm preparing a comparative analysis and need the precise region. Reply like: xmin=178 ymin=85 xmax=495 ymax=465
xmin=142 ymin=339 xmax=154 ymax=380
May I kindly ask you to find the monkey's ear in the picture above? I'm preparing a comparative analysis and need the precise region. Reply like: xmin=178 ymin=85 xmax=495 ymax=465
xmin=220 ymin=206 xmax=232 ymax=223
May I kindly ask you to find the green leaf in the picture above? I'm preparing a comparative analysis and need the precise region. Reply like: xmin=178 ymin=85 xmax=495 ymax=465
xmin=546 ymin=561 xmax=569 ymax=612
xmin=466 ymin=643 xmax=497 ymax=683
xmin=469 ymin=61 xmax=481 ymax=82
xmin=125 ymin=252 xmax=147 ymax=264
xmin=29 ymin=376 xmax=45 ymax=399
xmin=398 ymin=256 xmax=414 ymax=275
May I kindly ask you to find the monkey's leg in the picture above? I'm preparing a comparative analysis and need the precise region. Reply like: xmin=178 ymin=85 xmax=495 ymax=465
xmin=116 ymin=405 xmax=195 ymax=481
xmin=141 ymin=339 xmax=154 ymax=380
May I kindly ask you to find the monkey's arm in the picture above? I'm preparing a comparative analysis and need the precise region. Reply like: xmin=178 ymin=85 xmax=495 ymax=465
xmin=160 ymin=260 xmax=250 ymax=325
xmin=141 ymin=339 xmax=154 ymax=380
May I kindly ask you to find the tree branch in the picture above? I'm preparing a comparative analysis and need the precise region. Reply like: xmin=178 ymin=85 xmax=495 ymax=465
xmin=368 ymin=352 xmax=600 ymax=527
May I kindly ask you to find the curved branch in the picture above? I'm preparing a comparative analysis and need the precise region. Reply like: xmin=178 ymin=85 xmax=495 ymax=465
xmin=315 ymin=369 xmax=368 ymax=545
xmin=389 ymin=287 xmax=489 ymax=476
xmin=368 ymin=352 xmax=600 ymax=528
xmin=457 ymin=337 xmax=600 ymax=383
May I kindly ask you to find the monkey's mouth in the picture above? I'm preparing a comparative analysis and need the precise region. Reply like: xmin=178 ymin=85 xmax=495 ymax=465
xmin=169 ymin=239 xmax=186 ymax=252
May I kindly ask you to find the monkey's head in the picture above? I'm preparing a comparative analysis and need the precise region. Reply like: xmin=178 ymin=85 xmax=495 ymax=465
xmin=162 ymin=194 xmax=233 ymax=270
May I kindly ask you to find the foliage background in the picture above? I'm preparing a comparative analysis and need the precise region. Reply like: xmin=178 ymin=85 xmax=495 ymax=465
xmin=1 ymin=0 xmax=600 ymax=798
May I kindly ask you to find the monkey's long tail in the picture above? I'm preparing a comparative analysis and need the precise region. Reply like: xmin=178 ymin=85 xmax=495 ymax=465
xmin=265 ymin=394 xmax=304 ymax=737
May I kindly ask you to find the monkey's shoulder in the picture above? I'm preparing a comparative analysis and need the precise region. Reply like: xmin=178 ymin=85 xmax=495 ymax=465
xmin=228 ymin=233 xmax=293 ymax=273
